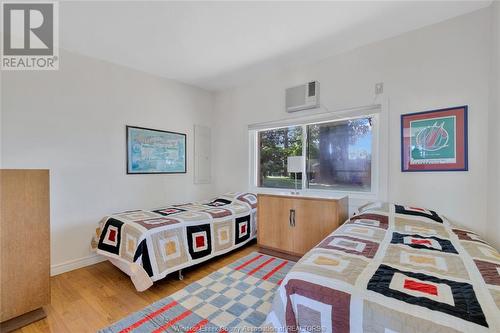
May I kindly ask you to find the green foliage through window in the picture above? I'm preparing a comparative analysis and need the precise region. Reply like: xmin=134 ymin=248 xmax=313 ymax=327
xmin=258 ymin=126 xmax=302 ymax=189
xmin=257 ymin=116 xmax=373 ymax=192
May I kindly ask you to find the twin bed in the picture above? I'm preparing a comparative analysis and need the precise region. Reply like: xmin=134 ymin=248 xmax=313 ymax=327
xmin=263 ymin=202 xmax=500 ymax=332
xmin=92 ymin=192 xmax=257 ymax=291
xmin=94 ymin=196 xmax=500 ymax=332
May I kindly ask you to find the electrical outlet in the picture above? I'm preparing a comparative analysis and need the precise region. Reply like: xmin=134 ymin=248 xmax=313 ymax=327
xmin=375 ymin=82 xmax=384 ymax=95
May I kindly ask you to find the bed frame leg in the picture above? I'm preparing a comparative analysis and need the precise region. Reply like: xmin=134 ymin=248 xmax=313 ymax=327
xmin=178 ymin=269 xmax=183 ymax=281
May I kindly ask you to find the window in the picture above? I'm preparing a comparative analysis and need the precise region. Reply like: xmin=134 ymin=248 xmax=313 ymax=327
xmin=307 ymin=118 xmax=372 ymax=192
xmin=258 ymin=126 xmax=302 ymax=189
xmin=254 ymin=116 xmax=375 ymax=193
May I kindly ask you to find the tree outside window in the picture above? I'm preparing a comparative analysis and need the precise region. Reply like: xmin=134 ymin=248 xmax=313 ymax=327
xmin=258 ymin=126 xmax=302 ymax=189
xmin=257 ymin=117 xmax=372 ymax=192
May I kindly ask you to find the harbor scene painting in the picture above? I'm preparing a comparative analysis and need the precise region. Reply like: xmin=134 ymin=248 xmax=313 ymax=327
xmin=127 ymin=126 xmax=186 ymax=174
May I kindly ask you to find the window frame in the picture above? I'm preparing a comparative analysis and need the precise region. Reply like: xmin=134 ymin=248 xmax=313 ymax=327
xmin=248 ymin=107 xmax=384 ymax=200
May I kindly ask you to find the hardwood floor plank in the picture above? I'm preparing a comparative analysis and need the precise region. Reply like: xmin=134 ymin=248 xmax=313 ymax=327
xmin=11 ymin=241 xmax=258 ymax=333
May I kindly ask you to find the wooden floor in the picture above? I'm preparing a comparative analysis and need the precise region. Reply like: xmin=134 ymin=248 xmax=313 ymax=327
xmin=13 ymin=241 xmax=259 ymax=333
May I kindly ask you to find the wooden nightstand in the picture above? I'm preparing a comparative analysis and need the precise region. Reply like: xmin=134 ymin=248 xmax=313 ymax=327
xmin=257 ymin=193 xmax=348 ymax=260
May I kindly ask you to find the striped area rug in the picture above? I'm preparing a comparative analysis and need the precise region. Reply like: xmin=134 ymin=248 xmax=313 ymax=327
xmin=100 ymin=252 xmax=294 ymax=333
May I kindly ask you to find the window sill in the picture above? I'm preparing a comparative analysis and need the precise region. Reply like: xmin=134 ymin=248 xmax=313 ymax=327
xmin=250 ymin=187 xmax=378 ymax=201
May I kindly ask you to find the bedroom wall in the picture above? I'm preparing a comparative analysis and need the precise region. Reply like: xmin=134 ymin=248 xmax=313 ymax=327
xmin=1 ymin=49 xmax=216 ymax=273
xmin=488 ymin=1 xmax=500 ymax=250
xmin=213 ymin=8 xmax=497 ymax=246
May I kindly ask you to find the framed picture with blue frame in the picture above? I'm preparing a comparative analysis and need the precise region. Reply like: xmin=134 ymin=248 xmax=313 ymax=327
xmin=401 ymin=106 xmax=468 ymax=172
xmin=126 ymin=125 xmax=187 ymax=174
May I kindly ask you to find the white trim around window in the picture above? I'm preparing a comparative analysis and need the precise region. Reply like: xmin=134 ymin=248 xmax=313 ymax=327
xmin=248 ymin=101 xmax=389 ymax=202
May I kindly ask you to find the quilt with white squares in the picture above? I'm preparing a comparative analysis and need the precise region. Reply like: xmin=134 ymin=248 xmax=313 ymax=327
xmin=262 ymin=202 xmax=500 ymax=333
xmin=92 ymin=192 xmax=257 ymax=291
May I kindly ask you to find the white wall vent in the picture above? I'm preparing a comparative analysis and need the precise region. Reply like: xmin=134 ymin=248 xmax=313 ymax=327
xmin=285 ymin=81 xmax=320 ymax=113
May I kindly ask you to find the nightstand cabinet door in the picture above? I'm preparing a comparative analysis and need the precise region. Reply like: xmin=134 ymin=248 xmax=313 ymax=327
xmin=292 ymin=197 xmax=342 ymax=255
xmin=257 ymin=194 xmax=295 ymax=253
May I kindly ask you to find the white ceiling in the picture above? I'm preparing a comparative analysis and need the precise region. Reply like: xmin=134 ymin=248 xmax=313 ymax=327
xmin=60 ymin=1 xmax=492 ymax=91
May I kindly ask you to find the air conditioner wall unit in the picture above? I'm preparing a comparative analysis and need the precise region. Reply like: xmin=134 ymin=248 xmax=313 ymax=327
xmin=285 ymin=81 xmax=320 ymax=113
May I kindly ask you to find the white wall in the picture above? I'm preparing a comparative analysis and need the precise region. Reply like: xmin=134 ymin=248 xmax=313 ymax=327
xmin=1 ymin=49 xmax=216 ymax=272
xmin=213 ymin=8 xmax=497 ymax=246
xmin=488 ymin=1 xmax=500 ymax=250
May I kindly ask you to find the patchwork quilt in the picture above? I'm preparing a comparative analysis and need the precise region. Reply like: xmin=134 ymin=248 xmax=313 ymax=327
xmin=92 ymin=192 xmax=257 ymax=291
xmin=262 ymin=202 xmax=500 ymax=332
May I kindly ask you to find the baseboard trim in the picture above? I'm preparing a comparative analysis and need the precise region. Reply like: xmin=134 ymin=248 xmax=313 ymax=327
xmin=51 ymin=254 xmax=107 ymax=276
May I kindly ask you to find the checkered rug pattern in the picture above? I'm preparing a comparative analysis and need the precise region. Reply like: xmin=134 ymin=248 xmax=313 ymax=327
xmin=100 ymin=252 xmax=294 ymax=333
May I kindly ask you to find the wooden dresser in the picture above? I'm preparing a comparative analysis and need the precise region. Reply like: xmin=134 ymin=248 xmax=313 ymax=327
xmin=257 ymin=193 xmax=348 ymax=260
xmin=0 ymin=170 xmax=50 ymax=332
